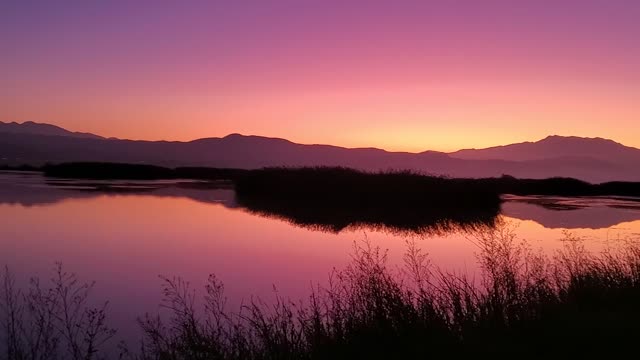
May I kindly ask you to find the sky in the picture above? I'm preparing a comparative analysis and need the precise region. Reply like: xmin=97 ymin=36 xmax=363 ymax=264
xmin=1 ymin=0 xmax=639 ymax=152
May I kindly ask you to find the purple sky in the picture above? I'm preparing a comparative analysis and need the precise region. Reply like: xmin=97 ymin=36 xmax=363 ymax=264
xmin=2 ymin=0 xmax=639 ymax=150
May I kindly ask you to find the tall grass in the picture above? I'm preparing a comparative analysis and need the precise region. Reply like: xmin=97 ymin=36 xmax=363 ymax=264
xmin=135 ymin=224 xmax=640 ymax=359
xmin=3 ymin=225 xmax=640 ymax=359
xmin=1 ymin=263 xmax=119 ymax=360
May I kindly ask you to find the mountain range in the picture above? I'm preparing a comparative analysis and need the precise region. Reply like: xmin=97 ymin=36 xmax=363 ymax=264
xmin=1 ymin=120 xmax=639 ymax=183
xmin=0 ymin=120 xmax=104 ymax=140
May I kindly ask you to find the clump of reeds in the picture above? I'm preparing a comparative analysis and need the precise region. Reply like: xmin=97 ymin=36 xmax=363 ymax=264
xmin=234 ymin=167 xmax=502 ymax=235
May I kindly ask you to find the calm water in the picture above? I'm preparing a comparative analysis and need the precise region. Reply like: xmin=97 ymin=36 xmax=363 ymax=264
xmin=2 ymin=171 xmax=640 ymax=344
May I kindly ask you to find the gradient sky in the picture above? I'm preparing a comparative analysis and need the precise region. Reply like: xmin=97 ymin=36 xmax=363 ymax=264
xmin=2 ymin=0 xmax=639 ymax=151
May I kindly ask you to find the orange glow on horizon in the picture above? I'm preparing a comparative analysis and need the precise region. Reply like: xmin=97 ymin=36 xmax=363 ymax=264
xmin=4 ymin=78 xmax=639 ymax=153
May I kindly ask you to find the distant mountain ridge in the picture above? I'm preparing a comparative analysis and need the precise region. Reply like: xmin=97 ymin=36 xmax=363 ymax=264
xmin=0 ymin=121 xmax=103 ymax=139
xmin=450 ymin=135 xmax=640 ymax=164
xmin=1 ymin=121 xmax=639 ymax=183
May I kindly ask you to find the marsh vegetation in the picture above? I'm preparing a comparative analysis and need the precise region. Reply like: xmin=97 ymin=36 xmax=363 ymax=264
xmin=31 ymin=162 xmax=640 ymax=197
xmin=3 ymin=223 xmax=640 ymax=359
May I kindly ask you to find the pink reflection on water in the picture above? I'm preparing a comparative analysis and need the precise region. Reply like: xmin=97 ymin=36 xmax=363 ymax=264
xmin=2 ymin=193 xmax=640 ymax=341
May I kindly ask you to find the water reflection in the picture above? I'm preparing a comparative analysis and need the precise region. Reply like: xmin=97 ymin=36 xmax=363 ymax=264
xmin=2 ymin=172 xmax=502 ymax=235
xmin=3 ymin=171 xmax=640 ymax=352
xmin=0 ymin=171 xmax=237 ymax=207
xmin=235 ymin=195 xmax=500 ymax=235
xmin=502 ymin=195 xmax=640 ymax=229
xmin=3 ymin=172 xmax=640 ymax=231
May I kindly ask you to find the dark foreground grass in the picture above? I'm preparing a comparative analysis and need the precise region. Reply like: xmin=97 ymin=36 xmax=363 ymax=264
xmin=3 ymin=224 xmax=640 ymax=359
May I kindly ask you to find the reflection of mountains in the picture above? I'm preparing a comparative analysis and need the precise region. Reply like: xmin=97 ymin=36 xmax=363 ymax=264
xmin=0 ymin=173 xmax=499 ymax=235
xmin=502 ymin=196 xmax=640 ymax=229
xmin=4 ymin=173 xmax=640 ymax=231
xmin=0 ymin=173 xmax=238 ymax=207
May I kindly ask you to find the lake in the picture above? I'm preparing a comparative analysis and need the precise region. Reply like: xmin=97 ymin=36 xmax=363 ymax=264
xmin=2 ymin=171 xmax=640 ymax=348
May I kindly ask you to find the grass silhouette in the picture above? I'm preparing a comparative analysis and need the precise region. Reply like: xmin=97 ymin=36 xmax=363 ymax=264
xmin=3 ymin=223 xmax=640 ymax=359
xmin=133 ymin=225 xmax=640 ymax=359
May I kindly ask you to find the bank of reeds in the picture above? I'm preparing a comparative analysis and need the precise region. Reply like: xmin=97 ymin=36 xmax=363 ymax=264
xmin=134 ymin=226 xmax=640 ymax=359
xmin=3 ymin=224 xmax=640 ymax=359
xmin=33 ymin=163 xmax=640 ymax=197
xmin=235 ymin=167 xmax=501 ymax=234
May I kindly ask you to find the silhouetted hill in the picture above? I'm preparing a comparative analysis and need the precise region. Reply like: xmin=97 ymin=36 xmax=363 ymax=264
xmin=1 ymin=123 xmax=639 ymax=182
xmin=0 ymin=121 xmax=103 ymax=139
xmin=450 ymin=135 xmax=640 ymax=164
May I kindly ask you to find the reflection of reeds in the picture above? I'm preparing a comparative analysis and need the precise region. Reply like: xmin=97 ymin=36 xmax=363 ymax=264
xmin=3 ymin=226 xmax=640 ymax=359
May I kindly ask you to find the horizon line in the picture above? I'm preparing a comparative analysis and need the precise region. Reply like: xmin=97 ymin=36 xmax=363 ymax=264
xmin=0 ymin=120 xmax=632 ymax=154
